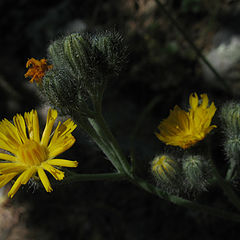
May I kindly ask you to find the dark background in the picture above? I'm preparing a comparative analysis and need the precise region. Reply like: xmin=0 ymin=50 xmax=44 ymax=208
xmin=0 ymin=0 xmax=240 ymax=239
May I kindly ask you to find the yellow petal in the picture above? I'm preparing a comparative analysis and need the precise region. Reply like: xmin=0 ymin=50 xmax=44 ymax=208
xmin=13 ymin=114 xmax=27 ymax=143
xmin=47 ymin=159 xmax=78 ymax=168
xmin=8 ymin=172 xmax=26 ymax=198
xmin=24 ymin=110 xmax=40 ymax=142
xmin=0 ymin=119 xmax=22 ymax=150
xmin=0 ymin=163 xmax=26 ymax=174
xmin=41 ymin=162 xmax=64 ymax=180
xmin=0 ymin=153 xmax=17 ymax=162
xmin=0 ymin=172 xmax=18 ymax=188
xmin=189 ymin=93 xmax=198 ymax=110
xmin=37 ymin=167 xmax=53 ymax=192
xmin=41 ymin=109 xmax=58 ymax=147
xmin=0 ymin=134 xmax=18 ymax=155
xmin=48 ymin=119 xmax=76 ymax=149
xmin=8 ymin=169 xmax=35 ymax=197
xmin=200 ymin=94 xmax=209 ymax=109
xmin=32 ymin=110 xmax=40 ymax=142
xmin=21 ymin=167 xmax=36 ymax=184
xmin=47 ymin=136 xmax=75 ymax=159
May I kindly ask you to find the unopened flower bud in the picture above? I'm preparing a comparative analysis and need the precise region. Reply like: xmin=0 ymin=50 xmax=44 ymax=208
xmin=225 ymin=138 xmax=240 ymax=160
xmin=221 ymin=101 xmax=240 ymax=137
xmin=40 ymin=31 xmax=127 ymax=117
xmin=182 ymin=155 xmax=208 ymax=191
xmin=151 ymin=154 xmax=178 ymax=183
xmin=220 ymin=102 xmax=240 ymax=167
xmin=92 ymin=31 xmax=127 ymax=76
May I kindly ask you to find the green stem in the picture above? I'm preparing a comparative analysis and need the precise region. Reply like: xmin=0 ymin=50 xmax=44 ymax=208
xmin=205 ymin=138 xmax=240 ymax=212
xmin=211 ymin=162 xmax=240 ymax=212
xmin=74 ymin=114 xmax=124 ymax=172
xmin=130 ymin=176 xmax=240 ymax=222
xmin=73 ymin=100 xmax=240 ymax=222
xmin=154 ymin=0 xmax=231 ymax=92
xmin=89 ymin=113 xmax=132 ymax=176
xmin=226 ymin=160 xmax=237 ymax=181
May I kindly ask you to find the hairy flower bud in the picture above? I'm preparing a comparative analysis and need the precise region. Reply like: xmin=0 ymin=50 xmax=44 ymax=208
xmin=221 ymin=101 xmax=240 ymax=137
xmin=92 ymin=31 xmax=127 ymax=77
xmin=220 ymin=102 xmax=240 ymax=169
xmin=182 ymin=155 xmax=208 ymax=192
xmin=40 ymin=31 xmax=127 ymax=117
xmin=151 ymin=154 xmax=179 ymax=183
xmin=225 ymin=138 xmax=240 ymax=163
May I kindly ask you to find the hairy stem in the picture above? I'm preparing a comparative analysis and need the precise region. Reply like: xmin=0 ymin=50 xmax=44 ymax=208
xmin=89 ymin=112 xmax=132 ymax=176
xmin=129 ymin=175 xmax=240 ymax=222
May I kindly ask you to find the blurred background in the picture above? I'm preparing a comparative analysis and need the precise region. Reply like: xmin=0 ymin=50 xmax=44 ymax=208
xmin=1 ymin=0 xmax=240 ymax=239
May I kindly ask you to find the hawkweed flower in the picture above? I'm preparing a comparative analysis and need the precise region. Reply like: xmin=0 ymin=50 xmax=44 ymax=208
xmin=0 ymin=108 xmax=78 ymax=198
xmin=25 ymin=58 xmax=52 ymax=83
xmin=156 ymin=93 xmax=217 ymax=149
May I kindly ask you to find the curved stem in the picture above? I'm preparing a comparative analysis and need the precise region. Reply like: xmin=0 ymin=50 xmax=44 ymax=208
xmin=226 ymin=160 xmax=237 ymax=181
xmin=74 ymin=114 xmax=124 ymax=172
xmin=73 ymin=102 xmax=240 ymax=222
xmin=211 ymin=162 xmax=240 ymax=212
xmin=205 ymin=137 xmax=240 ymax=212
xmin=130 ymin=176 xmax=240 ymax=222
xmin=89 ymin=113 xmax=132 ymax=176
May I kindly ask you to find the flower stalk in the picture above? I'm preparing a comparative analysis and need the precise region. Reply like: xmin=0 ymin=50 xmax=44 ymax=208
xmin=88 ymin=113 xmax=132 ymax=176
xmin=210 ymin=159 xmax=240 ymax=212
xmin=22 ymin=31 xmax=240 ymax=224
xmin=73 ymin=109 xmax=240 ymax=222
xmin=130 ymin=175 xmax=240 ymax=222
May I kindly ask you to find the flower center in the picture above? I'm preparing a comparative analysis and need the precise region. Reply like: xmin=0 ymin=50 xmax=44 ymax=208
xmin=16 ymin=140 xmax=48 ymax=166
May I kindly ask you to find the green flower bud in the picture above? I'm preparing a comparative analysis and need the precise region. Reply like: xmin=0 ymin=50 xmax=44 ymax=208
xmin=225 ymin=138 xmax=240 ymax=162
xmin=40 ymin=31 xmax=127 ymax=117
xmin=151 ymin=154 xmax=179 ymax=184
xmin=41 ymin=68 xmax=92 ymax=116
xmin=182 ymin=155 xmax=208 ymax=191
xmin=220 ymin=102 xmax=240 ymax=170
xmin=220 ymin=101 xmax=240 ymax=137
xmin=92 ymin=31 xmax=127 ymax=77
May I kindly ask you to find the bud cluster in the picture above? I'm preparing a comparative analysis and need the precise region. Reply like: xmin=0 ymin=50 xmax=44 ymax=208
xmin=151 ymin=153 xmax=210 ymax=195
xmin=40 ymin=31 xmax=127 ymax=116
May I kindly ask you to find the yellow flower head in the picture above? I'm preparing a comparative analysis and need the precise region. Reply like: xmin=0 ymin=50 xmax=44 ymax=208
xmin=24 ymin=58 xmax=52 ymax=83
xmin=0 ymin=108 xmax=78 ymax=198
xmin=156 ymin=93 xmax=217 ymax=149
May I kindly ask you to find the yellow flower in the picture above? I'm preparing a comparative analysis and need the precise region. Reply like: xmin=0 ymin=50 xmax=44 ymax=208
xmin=25 ymin=58 xmax=52 ymax=83
xmin=0 ymin=108 xmax=78 ymax=198
xmin=156 ymin=93 xmax=217 ymax=149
